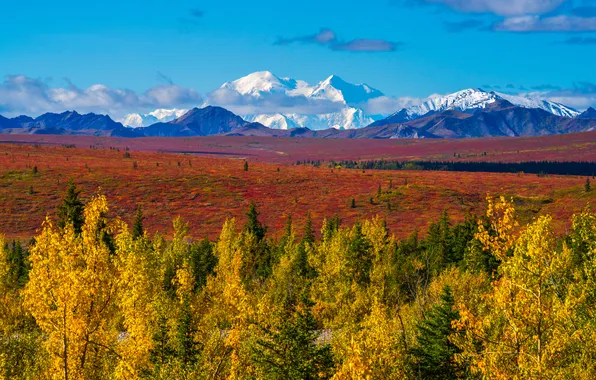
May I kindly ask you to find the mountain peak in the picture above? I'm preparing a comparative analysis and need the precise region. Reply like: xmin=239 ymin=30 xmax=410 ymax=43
xmin=578 ymin=107 xmax=596 ymax=119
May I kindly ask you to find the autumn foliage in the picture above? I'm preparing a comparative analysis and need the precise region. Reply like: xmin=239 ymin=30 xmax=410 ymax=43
xmin=0 ymin=184 xmax=595 ymax=379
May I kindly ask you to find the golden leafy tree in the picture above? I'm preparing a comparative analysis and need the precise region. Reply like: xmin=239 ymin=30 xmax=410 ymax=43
xmin=460 ymin=216 xmax=578 ymax=378
xmin=24 ymin=194 xmax=120 ymax=379
xmin=114 ymin=228 xmax=163 ymax=378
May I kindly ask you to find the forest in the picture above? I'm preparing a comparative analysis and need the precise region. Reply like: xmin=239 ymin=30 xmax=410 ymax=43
xmin=324 ymin=160 xmax=596 ymax=177
xmin=1 ymin=180 xmax=596 ymax=379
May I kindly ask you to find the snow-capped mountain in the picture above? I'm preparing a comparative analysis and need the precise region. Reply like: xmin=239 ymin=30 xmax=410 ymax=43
xmin=220 ymin=71 xmax=312 ymax=98
xmin=220 ymin=71 xmax=383 ymax=130
xmin=380 ymin=88 xmax=579 ymax=125
xmin=245 ymin=108 xmax=376 ymax=131
xmin=121 ymin=108 xmax=188 ymax=128
xmin=309 ymin=75 xmax=384 ymax=105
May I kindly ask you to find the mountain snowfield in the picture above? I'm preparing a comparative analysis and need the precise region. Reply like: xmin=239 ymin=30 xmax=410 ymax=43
xmin=121 ymin=108 xmax=188 ymax=128
xmin=121 ymin=72 xmax=580 ymax=130
xmin=221 ymin=71 xmax=383 ymax=130
xmin=387 ymin=88 xmax=579 ymax=122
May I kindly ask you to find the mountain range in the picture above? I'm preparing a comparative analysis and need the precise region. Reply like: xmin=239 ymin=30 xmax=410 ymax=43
xmin=120 ymin=72 xmax=580 ymax=133
xmin=1 ymin=72 xmax=595 ymax=139
xmin=1 ymin=103 xmax=595 ymax=140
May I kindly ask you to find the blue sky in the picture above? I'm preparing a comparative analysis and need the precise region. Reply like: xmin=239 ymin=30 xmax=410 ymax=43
xmin=1 ymin=0 xmax=595 ymax=117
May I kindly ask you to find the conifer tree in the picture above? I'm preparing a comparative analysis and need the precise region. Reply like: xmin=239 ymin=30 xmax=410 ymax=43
xmin=56 ymin=180 xmax=85 ymax=235
xmin=252 ymin=295 xmax=335 ymax=379
xmin=244 ymin=161 xmax=249 ymax=172
xmin=175 ymin=296 xmax=199 ymax=365
xmin=188 ymin=238 xmax=217 ymax=291
xmin=303 ymin=213 xmax=314 ymax=245
xmin=410 ymin=286 xmax=463 ymax=379
xmin=586 ymin=177 xmax=591 ymax=193
xmin=5 ymin=241 xmax=29 ymax=288
xmin=245 ymin=202 xmax=267 ymax=242
xmin=132 ymin=205 xmax=145 ymax=240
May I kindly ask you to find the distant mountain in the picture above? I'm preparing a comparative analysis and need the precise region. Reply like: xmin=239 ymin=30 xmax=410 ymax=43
xmin=121 ymin=108 xmax=189 ymax=128
xmin=308 ymin=75 xmax=384 ymax=105
xmin=226 ymin=101 xmax=596 ymax=139
xmin=244 ymin=107 xmax=375 ymax=131
xmin=577 ymin=107 xmax=596 ymax=120
xmin=0 ymin=115 xmax=19 ymax=130
xmin=392 ymin=100 xmax=583 ymax=138
xmin=0 ymin=111 xmax=141 ymax=137
xmin=140 ymin=106 xmax=247 ymax=137
xmin=2 ymin=98 xmax=595 ymax=139
xmin=223 ymin=122 xmax=435 ymax=139
xmin=565 ymin=107 xmax=596 ymax=133
xmin=222 ymin=71 xmax=383 ymax=130
xmin=372 ymin=88 xmax=579 ymax=127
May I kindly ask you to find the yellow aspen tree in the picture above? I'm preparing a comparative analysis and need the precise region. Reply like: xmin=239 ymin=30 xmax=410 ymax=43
xmin=476 ymin=195 xmax=518 ymax=262
xmin=24 ymin=195 xmax=120 ymax=380
xmin=333 ymin=300 xmax=409 ymax=380
xmin=201 ymin=219 xmax=257 ymax=378
xmin=465 ymin=216 xmax=575 ymax=378
xmin=114 ymin=228 xmax=162 ymax=378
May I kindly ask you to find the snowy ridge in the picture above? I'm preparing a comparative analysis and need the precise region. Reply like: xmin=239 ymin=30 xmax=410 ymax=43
xmin=121 ymin=108 xmax=188 ymax=128
xmin=222 ymin=71 xmax=383 ymax=130
xmin=245 ymin=108 xmax=376 ymax=130
xmin=391 ymin=88 xmax=579 ymax=121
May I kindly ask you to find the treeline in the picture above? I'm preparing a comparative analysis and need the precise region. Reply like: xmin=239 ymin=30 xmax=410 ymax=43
xmin=1 ymin=182 xmax=596 ymax=378
xmin=331 ymin=159 xmax=596 ymax=176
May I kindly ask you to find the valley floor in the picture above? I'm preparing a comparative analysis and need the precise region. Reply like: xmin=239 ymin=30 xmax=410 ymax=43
xmin=0 ymin=135 xmax=593 ymax=240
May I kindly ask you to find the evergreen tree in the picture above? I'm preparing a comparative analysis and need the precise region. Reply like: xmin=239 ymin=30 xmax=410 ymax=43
xmin=188 ymin=238 xmax=217 ymax=291
xmin=350 ymin=198 xmax=356 ymax=209
xmin=303 ymin=213 xmax=315 ymax=245
xmin=245 ymin=202 xmax=267 ymax=242
xmin=56 ymin=180 xmax=85 ymax=234
xmin=410 ymin=286 xmax=463 ymax=379
xmin=346 ymin=222 xmax=373 ymax=286
xmin=132 ymin=205 xmax=145 ymax=240
xmin=150 ymin=316 xmax=175 ymax=366
xmin=425 ymin=210 xmax=453 ymax=272
xmin=252 ymin=295 xmax=335 ymax=379
xmin=4 ymin=240 xmax=29 ymax=288
xmin=175 ymin=296 xmax=199 ymax=365
xmin=586 ymin=177 xmax=591 ymax=193
xmin=244 ymin=161 xmax=249 ymax=172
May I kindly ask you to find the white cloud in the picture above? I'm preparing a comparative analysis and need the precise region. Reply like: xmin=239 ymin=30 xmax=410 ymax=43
xmin=529 ymin=82 xmax=596 ymax=110
xmin=359 ymin=95 xmax=425 ymax=115
xmin=207 ymin=87 xmax=346 ymax=115
xmin=425 ymin=0 xmax=566 ymax=16
xmin=0 ymin=75 xmax=203 ymax=120
xmin=493 ymin=15 xmax=596 ymax=31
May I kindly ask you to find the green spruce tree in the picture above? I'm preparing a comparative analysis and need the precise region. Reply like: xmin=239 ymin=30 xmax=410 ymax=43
xmin=410 ymin=286 xmax=463 ymax=379
xmin=132 ymin=205 xmax=145 ymax=240
xmin=56 ymin=180 xmax=85 ymax=234
xmin=252 ymin=294 xmax=335 ymax=379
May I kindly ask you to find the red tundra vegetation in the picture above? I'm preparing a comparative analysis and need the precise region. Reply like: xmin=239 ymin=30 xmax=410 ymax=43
xmin=0 ymin=135 xmax=593 ymax=241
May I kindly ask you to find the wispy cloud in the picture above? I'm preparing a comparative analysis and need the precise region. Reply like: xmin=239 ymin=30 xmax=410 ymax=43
xmin=529 ymin=82 xmax=596 ymax=110
xmin=493 ymin=15 xmax=596 ymax=32
xmin=397 ymin=0 xmax=566 ymax=16
xmin=0 ymin=75 xmax=203 ymax=119
xmin=275 ymin=28 xmax=402 ymax=52
xmin=207 ymin=87 xmax=347 ymax=116
xmin=531 ymin=84 xmax=562 ymax=91
xmin=443 ymin=19 xmax=485 ymax=32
